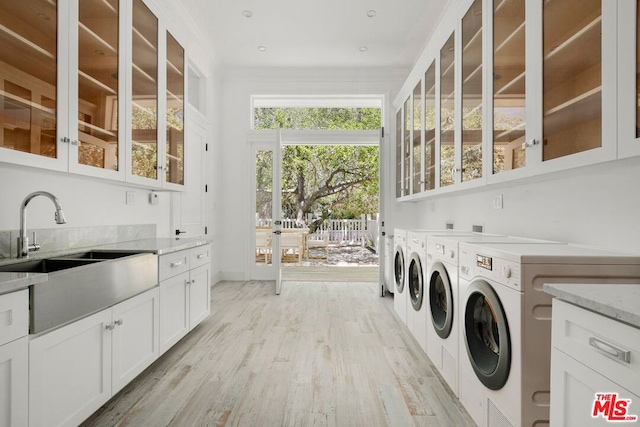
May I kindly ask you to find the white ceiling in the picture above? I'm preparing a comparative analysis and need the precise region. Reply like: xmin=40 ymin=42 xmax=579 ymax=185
xmin=181 ymin=0 xmax=448 ymax=70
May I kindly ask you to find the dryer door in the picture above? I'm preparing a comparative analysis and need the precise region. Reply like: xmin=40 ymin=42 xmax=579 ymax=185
xmin=394 ymin=246 xmax=405 ymax=293
xmin=408 ymin=253 xmax=424 ymax=311
xmin=429 ymin=261 xmax=454 ymax=339
xmin=463 ymin=279 xmax=511 ymax=390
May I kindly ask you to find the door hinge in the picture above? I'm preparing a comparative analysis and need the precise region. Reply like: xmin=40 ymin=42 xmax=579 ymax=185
xmin=204 ymin=226 xmax=208 ymax=234
xmin=381 ymin=127 xmax=385 ymax=138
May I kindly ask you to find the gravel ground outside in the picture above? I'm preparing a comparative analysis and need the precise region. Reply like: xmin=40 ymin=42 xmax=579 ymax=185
xmin=299 ymin=244 xmax=379 ymax=266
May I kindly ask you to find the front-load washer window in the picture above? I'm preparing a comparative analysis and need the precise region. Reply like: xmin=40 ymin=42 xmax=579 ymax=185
xmin=464 ymin=280 xmax=511 ymax=390
xmin=429 ymin=261 xmax=453 ymax=338
xmin=408 ymin=253 xmax=423 ymax=311
xmin=394 ymin=248 xmax=404 ymax=293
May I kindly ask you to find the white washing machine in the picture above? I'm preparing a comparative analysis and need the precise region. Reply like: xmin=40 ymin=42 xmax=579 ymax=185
xmin=405 ymin=230 xmax=492 ymax=351
xmin=457 ymin=243 xmax=640 ymax=427
xmin=393 ymin=229 xmax=408 ymax=324
xmin=425 ymin=234 xmax=560 ymax=397
xmin=405 ymin=230 xmax=428 ymax=350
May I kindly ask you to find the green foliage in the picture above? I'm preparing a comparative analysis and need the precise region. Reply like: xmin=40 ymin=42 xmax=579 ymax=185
xmin=254 ymin=107 xmax=381 ymax=130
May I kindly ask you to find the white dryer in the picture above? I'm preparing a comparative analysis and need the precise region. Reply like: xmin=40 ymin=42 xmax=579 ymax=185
xmin=457 ymin=243 xmax=640 ymax=427
xmin=425 ymin=234 xmax=559 ymax=397
xmin=393 ymin=229 xmax=408 ymax=324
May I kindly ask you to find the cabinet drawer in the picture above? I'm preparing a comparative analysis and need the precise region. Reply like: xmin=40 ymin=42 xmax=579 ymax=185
xmin=159 ymin=250 xmax=190 ymax=281
xmin=552 ymin=299 xmax=640 ymax=394
xmin=0 ymin=290 xmax=29 ymax=346
xmin=190 ymin=244 xmax=211 ymax=269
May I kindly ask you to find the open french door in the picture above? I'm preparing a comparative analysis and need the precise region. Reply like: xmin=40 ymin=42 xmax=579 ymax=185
xmin=249 ymin=130 xmax=283 ymax=294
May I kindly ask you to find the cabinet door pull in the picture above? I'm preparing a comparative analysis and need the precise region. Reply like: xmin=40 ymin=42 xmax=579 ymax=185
xmin=106 ymin=323 xmax=115 ymax=331
xmin=589 ymin=337 xmax=631 ymax=363
xmin=197 ymin=253 xmax=205 ymax=259
xmin=170 ymin=260 xmax=184 ymax=268
xmin=115 ymin=319 xmax=123 ymax=326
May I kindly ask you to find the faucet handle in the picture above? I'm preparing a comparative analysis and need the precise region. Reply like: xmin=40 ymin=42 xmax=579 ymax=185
xmin=31 ymin=231 xmax=41 ymax=252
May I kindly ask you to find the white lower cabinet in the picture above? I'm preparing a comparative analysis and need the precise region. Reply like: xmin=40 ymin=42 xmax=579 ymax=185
xmin=159 ymin=245 xmax=211 ymax=354
xmin=550 ymin=299 xmax=640 ymax=426
xmin=0 ymin=289 xmax=29 ymax=427
xmin=0 ymin=336 xmax=28 ymax=427
xmin=29 ymin=288 xmax=159 ymax=427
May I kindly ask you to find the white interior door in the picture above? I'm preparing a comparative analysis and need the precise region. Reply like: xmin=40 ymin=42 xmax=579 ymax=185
xmin=171 ymin=117 xmax=207 ymax=237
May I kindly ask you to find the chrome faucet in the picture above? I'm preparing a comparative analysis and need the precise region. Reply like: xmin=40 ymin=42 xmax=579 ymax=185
xmin=18 ymin=191 xmax=67 ymax=258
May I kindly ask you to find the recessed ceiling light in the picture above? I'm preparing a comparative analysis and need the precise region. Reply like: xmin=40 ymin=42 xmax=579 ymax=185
xmin=242 ymin=10 xmax=253 ymax=18
xmin=366 ymin=10 xmax=377 ymax=18
xmin=359 ymin=46 xmax=368 ymax=52
xmin=258 ymin=46 xmax=267 ymax=52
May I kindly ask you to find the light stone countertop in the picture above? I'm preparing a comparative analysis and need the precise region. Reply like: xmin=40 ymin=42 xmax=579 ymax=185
xmin=0 ymin=272 xmax=49 ymax=295
xmin=543 ymin=283 xmax=640 ymax=329
xmin=0 ymin=237 xmax=210 ymax=295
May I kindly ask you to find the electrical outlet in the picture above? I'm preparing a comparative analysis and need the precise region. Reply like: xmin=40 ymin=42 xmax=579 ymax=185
xmin=493 ymin=194 xmax=503 ymax=210
xmin=126 ymin=191 xmax=135 ymax=205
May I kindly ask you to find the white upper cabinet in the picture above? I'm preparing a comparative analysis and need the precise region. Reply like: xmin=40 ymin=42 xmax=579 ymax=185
xmin=618 ymin=0 xmax=640 ymax=158
xmin=395 ymin=0 xmax=623 ymax=200
xmin=0 ymin=0 xmax=191 ymax=189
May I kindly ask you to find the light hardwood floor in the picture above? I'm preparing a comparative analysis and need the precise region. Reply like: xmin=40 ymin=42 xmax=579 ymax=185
xmin=82 ymin=281 xmax=476 ymax=427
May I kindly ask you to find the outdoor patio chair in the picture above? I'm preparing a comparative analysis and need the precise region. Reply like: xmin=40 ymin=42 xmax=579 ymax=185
xmin=280 ymin=231 xmax=304 ymax=262
xmin=305 ymin=232 xmax=329 ymax=261
xmin=256 ymin=230 xmax=272 ymax=263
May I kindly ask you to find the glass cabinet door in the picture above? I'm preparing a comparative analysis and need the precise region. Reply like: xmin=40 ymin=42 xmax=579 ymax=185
xmin=403 ymin=96 xmax=411 ymax=195
xmin=543 ymin=0 xmax=601 ymax=160
xmin=165 ymin=31 xmax=184 ymax=186
xmin=412 ymin=81 xmax=422 ymax=194
xmin=395 ymin=109 xmax=402 ymax=198
xmin=77 ymin=0 xmax=119 ymax=171
xmin=131 ymin=0 xmax=158 ymax=180
xmin=461 ymin=0 xmax=483 ymax=182
xmin=440 ymin=33 xmax=456 ymax=188
xmin=424 ymin=62 xmax=436 ymax=191
xmin=0 ymin=0 xmax=58 ymax=160
xmin=492 ymin=0 xmax=526 ymax=174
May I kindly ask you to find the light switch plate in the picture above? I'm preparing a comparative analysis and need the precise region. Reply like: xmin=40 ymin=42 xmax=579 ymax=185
xmin=126 ymin=191 xmax=135 ymax=205
xmin=493 ymin=194 xmax=503 ymax=210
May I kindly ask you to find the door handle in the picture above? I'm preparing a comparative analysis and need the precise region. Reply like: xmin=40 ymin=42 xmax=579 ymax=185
xmin=175 ymin=229 xmax=187 ymax=236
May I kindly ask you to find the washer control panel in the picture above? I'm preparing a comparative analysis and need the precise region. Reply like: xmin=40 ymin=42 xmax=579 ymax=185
xmin=459 ymin=248 xmax=521 ymax=291
xmin=427 ymin=239 xmax=458 ymax=264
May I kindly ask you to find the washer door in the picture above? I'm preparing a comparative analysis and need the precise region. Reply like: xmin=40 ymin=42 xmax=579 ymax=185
xmin=394 ymin=246 xmax=405 ymax=293
xmin=464 ymin=280 xmax=511 ymax=390
xmin=408 ymin=253 xmax=423 ymax=311
xmin=429 ymin=261 xmax=453 ymax=339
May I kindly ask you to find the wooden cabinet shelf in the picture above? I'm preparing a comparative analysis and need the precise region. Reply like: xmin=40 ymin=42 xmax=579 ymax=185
xmin=543 ymin=86 xmax=601 ymax=135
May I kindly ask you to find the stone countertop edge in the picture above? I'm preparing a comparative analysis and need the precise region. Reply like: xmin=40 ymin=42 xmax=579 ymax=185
xmin=0 ymin=272 xmax=48 ymax=296
xmin=0 ymin=237 xmax=210 ymax=295
xmin=543 ymin=283 xmax=640 ymax=330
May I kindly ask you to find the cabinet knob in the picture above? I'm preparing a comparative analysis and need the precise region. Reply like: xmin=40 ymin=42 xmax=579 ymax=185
xmin=522 ymin=139 xmax=539 ymax=149
xmin=115 ymin=319 xmax=123 ymax=326
xmin=106 ymin=323 xmax=115 ymax=331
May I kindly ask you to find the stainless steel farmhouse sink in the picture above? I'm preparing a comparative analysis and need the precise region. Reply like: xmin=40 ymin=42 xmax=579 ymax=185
xmin=0 ymin=251 xmax=158 ymax=333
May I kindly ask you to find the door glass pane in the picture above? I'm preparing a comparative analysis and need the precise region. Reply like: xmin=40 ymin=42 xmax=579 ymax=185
xmin=412 ymin=82 xmax=422 ymax=194
xmin=403 ymin=97 xmax=411 ymax=194
xmin=78 ymin=0 xmax=119 ymax=170
xmin=543 ymin=0 xmax=601 ymax=160
xmin=166 ymin=32 xmax=184 ymax=185
xmin=0 ymin=0 xmax=57 ymax=158
xmin=462 ymin=0 xmax=482 ymax=182
xmin=131 ymin=0 xmax=158 ymax=179
xmin=255 ymin=150 xmax=273 ymax=266
xmin=396 ymin=109 xmax=402 ymax=198
xmin=440 ymin=33 xmax=455 ymax=187
xmin=493 ymin=0 xmax=526 ymax=173
xmin=424 ymin=62 xmax=436 ymax=191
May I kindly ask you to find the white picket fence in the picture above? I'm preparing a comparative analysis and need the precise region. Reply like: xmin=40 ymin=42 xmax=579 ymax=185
xmin=256 ymin=216 xmax=378 ymax=250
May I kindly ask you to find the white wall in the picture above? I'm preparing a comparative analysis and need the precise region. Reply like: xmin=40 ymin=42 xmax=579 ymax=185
xmin=0 ymin=163 xmax=171 ymax=235
xmin=217 ymin=67 xmax=412 ymax=280
xmin=411 ymin=156 xmax=640 ymax=253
